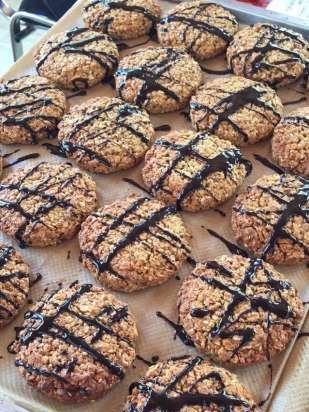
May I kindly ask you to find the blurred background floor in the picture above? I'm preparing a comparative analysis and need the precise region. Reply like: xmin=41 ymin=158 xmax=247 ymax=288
xmin=0 ymin=0 xmax=45 ymax=76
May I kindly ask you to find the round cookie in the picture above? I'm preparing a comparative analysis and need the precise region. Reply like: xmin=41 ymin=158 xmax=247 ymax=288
xmin=34 ymin=27 xmax=119 ymax=90
xmin=123 ymin=356 xmax=261 ymax=411
xmin=190 ymin=76 xmax=283 ymax=146
xmin=178 ymin=255 xmax=304 ymax=366
xmin=232 ymin=173 xmax=309 ymax=265
xmin=0 ymin=75 xmax=66 ymax=144
xmin=9 ymin=283 xmax=138 ymax=403
xmin=58 ymin=97 xmax=154 ymax=174
xmin=83 ymin=0 xmax=161 ymax=40
xmin=0 ymin=162 xmax=97 ymax=248
xmin=115 ymin=47 xmax=203 ymax=114
xmin=272 ymin=107 xmax=309 ymax=177
xmin=79 ymin=194 xmax=191 ymax=292
xmin=157 ymin=1 xmax=238 ymax=61
xmin=142 ymin=130 xmax=252 ymax=212
xmin=226 ymin=23 xmax=309 ymax=87
xmin=0 ymin=244 xmax=31 ymax=327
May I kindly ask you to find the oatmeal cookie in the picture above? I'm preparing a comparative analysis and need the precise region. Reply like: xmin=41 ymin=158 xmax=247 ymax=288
xmin=58 ymin=97 xmax=154 ymax=174
xmin=231 ymin=173 xmax=308 ymax=265
xmin=142 ymin=130 xmax=251 ymax=212
xmin=272 ymin=107 xmax=309 ymax=177
xmin=0 ymin=162 xmax=97 ymax=247
xmin=83 ymin=0 xmax=161 ymax=40
xmin=190 ymin=76 xmax=283 ymax=146
xmin=226 ymin=23 xmax=309 ymax=87
xmin=115 ymin=47 xmax=203 ymax=114
xmin=0 ymin=244 xmax=31 ymax=327
xmin=178 ymin=255 xmax=304 ymax=366
xmin=10 ymin=283 xmax=138 ymax=402
xmin=123 ymin=356 xmax=261 ymax=411
xmin=34 ymin=27 xmax=119 ymax=90
xmin=0 ymin=75 xmax=66 ymax=144
xmin=157 ymin=1 xmax=238 ymax=60
xmin=79 ymin=194 xmax=191 ymax=292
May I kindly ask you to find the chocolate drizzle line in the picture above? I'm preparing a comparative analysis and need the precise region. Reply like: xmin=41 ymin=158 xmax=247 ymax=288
xmin=148 ymin=132 xmax=251 ymax=210
xmin=229 ymin=24 xmax=307 ymax=86
xmin=3 ymin=153 xmax=40 ymax=169
xmin=156 ymin=311 xmax=195 ymax=347
xmin=59 ymin=100 xmax=151 ymax=168
xmin=84 ymin=0 xmax=159 ymax=35
xmin=233 ymin=174 xmax=309 ymax=260
xmin=159 ymin=2 xmax=238 ymax=59
xmin=36 ymin=27 xmax=118 ymax=88
xmin=0 ymin=246 xmax=29 ymax=320
xmin=190 ymin=258 xmax=295 ymax=361
xmin=253 ymin=154 xmax=284 ymax=175
xmin=116 ymin=48 xmax=189 ymax=107
xmin=122 ymin=178 xmax=151 ymax=195
xmin=191 ymin=83 xmax=281 ymax=143
xmin=127 ymin=356 xmax=253 ymax=412
xmin=0 ymin=162 xmax=88 ymax=248
xmin=9 ymin=283 xmax=131 ymax=384
xmin=0 ymin=77 xmax=65 ymax=144
xmin=81 ymin=197 xmax=190 ymax=281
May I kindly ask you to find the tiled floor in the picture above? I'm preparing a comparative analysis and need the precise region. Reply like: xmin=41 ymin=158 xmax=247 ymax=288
xmin=0 ymin=0 xmax=46 ymax=76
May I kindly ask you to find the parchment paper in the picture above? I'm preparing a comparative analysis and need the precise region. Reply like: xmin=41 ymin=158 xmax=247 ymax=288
xmin=0 ymin=1 xmax=308 ymax=411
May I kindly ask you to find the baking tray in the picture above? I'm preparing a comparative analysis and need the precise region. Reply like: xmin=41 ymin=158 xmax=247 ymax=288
xmin=0 ymin=1 xmax=308 ymax=411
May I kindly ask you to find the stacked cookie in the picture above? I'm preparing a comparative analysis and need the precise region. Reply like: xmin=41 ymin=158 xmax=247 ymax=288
xmin=0 ymin=0 xmax=308 ymax=409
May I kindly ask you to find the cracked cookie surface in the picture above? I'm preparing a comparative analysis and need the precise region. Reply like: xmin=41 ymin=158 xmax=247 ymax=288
xmin=79 ymin=194 xmax=191 ymax=292
xmin=10 ymin=283 xmax=138 ymax=403
xmin=178 ymin=254 xmax=304 ymax=366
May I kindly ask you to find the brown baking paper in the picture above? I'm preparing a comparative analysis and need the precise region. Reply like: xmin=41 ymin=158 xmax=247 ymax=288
xmin=0 ymin=1 xmax=308 ymax=411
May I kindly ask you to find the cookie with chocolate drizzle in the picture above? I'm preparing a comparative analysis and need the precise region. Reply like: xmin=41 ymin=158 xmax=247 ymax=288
xmin=232 ymin=173 xmax=309 ymax=265
xmin=34 ymin=27 xmax=119 ymax=90
xmin=123 ymin=356 xmax=261 ymax=411
xmin=226 ymin=23 xmax=309 ymax=87
xmin=0 ymin=75 xmax=67 ymax=144
xmin=272 ymin=106 xmax=309 ymax=177
xmin=0 ymin=162 xmax=97 ymax=248
xmin=178 ymin=255 xmax=304 ymax=366
xmin=58 ymin=97 xmax=154 ymax=174
xmin=0 ymin=244 xmax=31 ymax=327
xmin=157 ymin=1 xmax=238 ymax=61
xmin=83 ymin=0 xmax=161 ymax=40
xmin=115 ymin=46 xmax=203 ymax=114
xmin=190 ymin=75 xmax=283 ymax=146
xmin=142 ymin=130 xmax=251 ymax=212
xmin=79 ymin=194 xmax=191 ymax=292
xmin=9 ymin=283 xmax=138 ymax=403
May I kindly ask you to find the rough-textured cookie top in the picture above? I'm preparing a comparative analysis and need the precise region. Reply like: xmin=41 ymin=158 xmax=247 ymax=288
xmin=0 ymin=75 xmax=66 ymax=144
xmin=178 ymin=255 xmax=304 ymax=366
xmin=9 ymin=283 xmax=138 ymax=403
xmin=79 ymin=194 xmax=191 ymax=292
xmin=0 ymin=244 xmax=31 ymax=328
xmin=115 ymin=47 xmax=203 ymax=113
xmin=232 ymin=173 xmax=308 ymax=265
xmin=190 ymin=76 xmax=283 ymax=146
xmin=0 ymin=162 xmax=97 ymax=248
xmin=272 ymin=107 xmax=309 ymax=177
xmin=58 ymin=96 xmax=154 ymax=174
xmin=157 ymin=1 xmax=238 ymax=60
xmin=226 ymin=23 xmax=309 ymax=87
xmin=34 ymin=27 xmax=119 ymax=90
xmin=142 ymin=130 xmax=251 ymax=212
xmin=123 ymin=356 xmax=261 ymax=411
xmin=83 ymin=0 xmax=161 ymax=40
